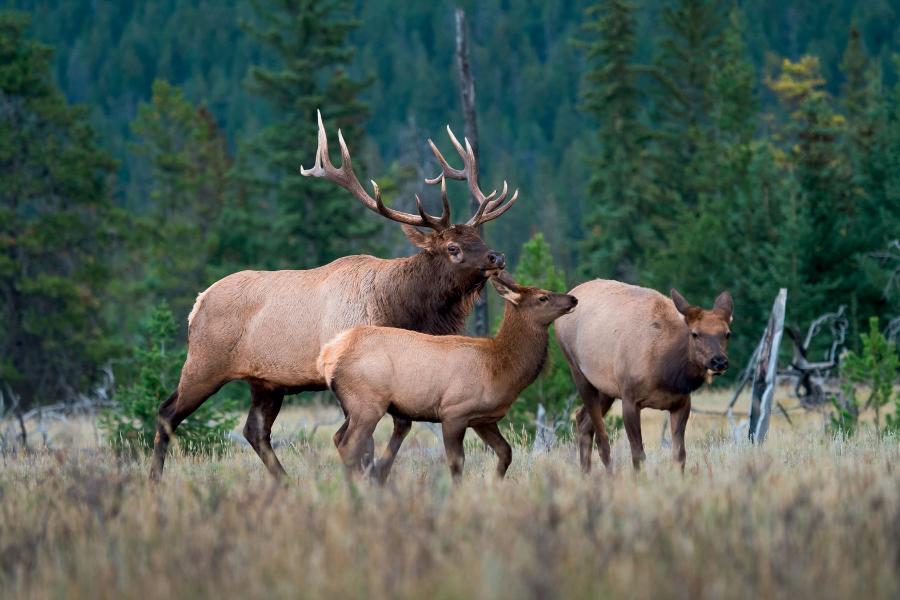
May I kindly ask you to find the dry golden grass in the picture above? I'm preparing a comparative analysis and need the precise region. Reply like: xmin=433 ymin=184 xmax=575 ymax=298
xmin=1 ymin=390 xmax=898 ymax=600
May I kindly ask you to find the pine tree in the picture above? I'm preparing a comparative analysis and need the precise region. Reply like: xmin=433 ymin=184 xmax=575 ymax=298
xmin=129 ymin=80 xmax=233 ymax=324
xmin=0 ymin=12 xmax=119 ymax=410
xmin=651 ymin=0 xmax=729 ymax=210
xmin=243 ymin=0 xmax=376 ymax=269
xmin=579 ymin=0 xmax=657 ymax=282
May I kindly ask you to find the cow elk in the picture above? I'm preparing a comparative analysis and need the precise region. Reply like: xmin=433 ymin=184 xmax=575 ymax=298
xmin=317 ymin=272 xmax=578 ymax=482
xmin=555 ymin=281 xmax=733 ymax=472
xmin=150 ymin=111 xmax=519 ymax=482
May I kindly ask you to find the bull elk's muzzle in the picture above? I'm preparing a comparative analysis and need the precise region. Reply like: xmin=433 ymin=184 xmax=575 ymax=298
xmin=482 ymin=251 xmax=506 ymax=273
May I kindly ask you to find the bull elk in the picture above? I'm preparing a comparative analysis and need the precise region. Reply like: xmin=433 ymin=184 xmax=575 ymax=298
xmin=555 ymin=281 xmax=732 ymax=472
xmin=150 ymin=111 xmax=519 ymax=481
xmin=317 ymin=272 xmax=578 ymax=482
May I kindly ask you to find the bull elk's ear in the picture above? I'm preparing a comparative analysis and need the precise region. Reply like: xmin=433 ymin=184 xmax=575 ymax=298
xmin=491 ymin=278 xmax=522 ymax=306
xmin=670 ymin=288 xmax=691 ymax=316
xmin=401 ymin=224 xmax=431 ymax=249
xmin=714 ymin=291 xmax=734 ymax=323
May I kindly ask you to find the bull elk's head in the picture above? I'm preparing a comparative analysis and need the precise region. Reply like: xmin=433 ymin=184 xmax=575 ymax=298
xmin=671 ymin=289 xmax=733 ymax=377
xmin=301 ymin=111 xmax=517 ymax=281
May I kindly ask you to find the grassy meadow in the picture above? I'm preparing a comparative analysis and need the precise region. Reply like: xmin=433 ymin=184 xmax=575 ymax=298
xmin=1 ymin=390 xmax=898 ymax=600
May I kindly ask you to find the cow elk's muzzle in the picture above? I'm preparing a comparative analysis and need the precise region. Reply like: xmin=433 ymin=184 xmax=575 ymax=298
xmin=708 ymin=354 xmax=729 ymax=374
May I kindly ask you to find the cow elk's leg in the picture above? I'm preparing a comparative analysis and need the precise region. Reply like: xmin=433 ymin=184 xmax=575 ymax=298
xmin=244 ymin=383 xmax=288 ymax=480
xmin=374 ymin=416 xmax=412 ymax=484
xmin=622 ymin=400 xmax=645 ymax=470
xmin=669 ymin=397 xmax=691 ymax=472
xmin=473 ymin=422 xmax=512 ymax=478
xmin=567 ymin=358 xmax=608 ymax=473
xmin=575 ymin=407 xmax=595 ymax=473
xmin=150 ymin=375 xmax=225 ymax=482
xmin=584 ymin=393 xmax=615 ymax=471
xmin=441 ymin=421 xmax=468 ymax=482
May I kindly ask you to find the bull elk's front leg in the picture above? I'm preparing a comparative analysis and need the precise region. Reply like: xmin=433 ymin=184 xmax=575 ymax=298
xmin=669 ymin=398 xmax=691 ymax=472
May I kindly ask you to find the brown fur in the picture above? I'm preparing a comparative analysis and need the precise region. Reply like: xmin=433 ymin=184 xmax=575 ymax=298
xmin=318 ymin=274 xmax=578 ymax=482
xmin=149 ymin=224 xmax=505 ymax=482
xmin=555 ymin=280 xmax=732 ymax=472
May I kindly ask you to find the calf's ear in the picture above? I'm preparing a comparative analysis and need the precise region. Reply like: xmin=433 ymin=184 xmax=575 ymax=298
xmin=714 ymin=291 xmax=734 ymax=323
xmin=491 ymin=278 xmax=522 ymax=305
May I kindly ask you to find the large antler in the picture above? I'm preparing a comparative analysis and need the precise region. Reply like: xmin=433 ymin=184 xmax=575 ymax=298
xmin=300 ymin=110 xmax=450 ymax=231
xmin=426 ymin=127 xmax=519 ymax=227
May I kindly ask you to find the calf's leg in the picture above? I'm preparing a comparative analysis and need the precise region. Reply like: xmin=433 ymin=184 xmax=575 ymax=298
xmin=374 ymin=416 xmax=412 ymax=484
xmin=473 ymin=422 xmax=512 ymax=478
xmin=441 ymin=421 xmax=468 ymax=482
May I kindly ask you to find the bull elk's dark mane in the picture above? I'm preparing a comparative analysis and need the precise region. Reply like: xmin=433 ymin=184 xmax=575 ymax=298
xmin=377 ymin=250 xmax=484 ymax=335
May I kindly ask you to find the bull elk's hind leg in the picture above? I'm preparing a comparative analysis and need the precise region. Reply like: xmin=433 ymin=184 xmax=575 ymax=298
xmin=150 ymin=374 xmax=226 ymax=482
xmin=374 ymin=416 xmax=412 ymax=484
xmin=473 ymin=422 xmax=512 ymax=478
xmin=244 ymin=382 xmax=288 ymax=480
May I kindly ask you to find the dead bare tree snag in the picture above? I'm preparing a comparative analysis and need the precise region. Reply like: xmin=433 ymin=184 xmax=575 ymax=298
xmin=747 ymin=288 xmax=787 ymax=443
xmin=455 ymin=7 xmax=488 ymax=336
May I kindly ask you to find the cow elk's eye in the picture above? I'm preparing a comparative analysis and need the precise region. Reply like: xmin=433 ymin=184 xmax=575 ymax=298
xmin=691 ymin=331 xmax=699 ymax=339
xmin=725 ymin=331 xmax=731 ymax=339
xmin=538 ymin=295 xmax=549 ymax=303
xmin=447 ymin=244 xmax=460 ymax=255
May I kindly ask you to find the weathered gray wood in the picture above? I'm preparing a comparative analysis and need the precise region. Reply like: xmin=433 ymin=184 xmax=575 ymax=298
xmin=748 ymin=288 xmax=787 ymax=443
xmin=454 ymin=7 xmax=488 ymax=335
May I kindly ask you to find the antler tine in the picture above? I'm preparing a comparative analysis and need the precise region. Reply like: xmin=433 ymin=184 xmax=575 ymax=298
xmin=474 ymin=188 xmax=520 ymax=226
xmin=301 ymin=110 xmax=450 ymax=230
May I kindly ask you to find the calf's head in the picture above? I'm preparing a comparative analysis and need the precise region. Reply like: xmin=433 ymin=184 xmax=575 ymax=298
xmin=492 ymin=273 xmax=578 ymax=325
xmin=671 ymin=289 xmax=733 ymax=375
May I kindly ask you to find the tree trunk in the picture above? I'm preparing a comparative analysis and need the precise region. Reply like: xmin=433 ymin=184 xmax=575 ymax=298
xmin=454 ymin=7 xmax=488 ymax=336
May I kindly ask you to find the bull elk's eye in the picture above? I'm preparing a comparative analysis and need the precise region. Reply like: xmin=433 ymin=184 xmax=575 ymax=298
xmin=447 ymin=244 xmax=460 ymax=255
xmin=538 ymin=295 xmax=549 ymax=303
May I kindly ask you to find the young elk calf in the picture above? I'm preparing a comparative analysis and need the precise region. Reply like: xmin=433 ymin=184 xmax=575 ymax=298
xmin=317 ymin=273 xmax=578 ymax=482
xmin=555 ymin=281 xmax=733 ymax=472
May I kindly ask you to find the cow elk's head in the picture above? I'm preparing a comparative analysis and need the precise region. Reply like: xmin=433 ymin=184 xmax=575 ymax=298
xmin=671 ymin=289 xmax=733 ymax=376
xmin=301 ymin=111 xmax=516 ymax=284
xmin=491 ymin=272 xmax=578 ymax=326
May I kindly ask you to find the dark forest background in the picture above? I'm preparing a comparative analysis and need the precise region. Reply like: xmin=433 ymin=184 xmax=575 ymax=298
xmin=2 ymin=0 xmax=899 ymax=418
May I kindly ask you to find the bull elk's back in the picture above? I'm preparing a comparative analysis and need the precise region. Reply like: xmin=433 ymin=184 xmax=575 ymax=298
xmin=186 ymin=256 xmax=388 ymax=388
xmin=555 ymin=279 xmax=683 ymax=398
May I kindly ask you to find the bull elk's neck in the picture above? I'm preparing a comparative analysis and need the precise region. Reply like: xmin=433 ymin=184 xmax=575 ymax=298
xmin=660 ymin=328 xmax=707 ymax=395
xmin=380 ymin=252 xmax=483 ymax=335
xmin=490 ymin=306 xmax=550 ymax=394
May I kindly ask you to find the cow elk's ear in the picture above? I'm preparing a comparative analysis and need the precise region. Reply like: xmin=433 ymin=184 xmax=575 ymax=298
xmin=402 ymin=224 xmax=431 ymax=249
xmin=491 ymin=278 xmax=522 ymax=306
xmin=670 ymin=288 xmax=691 ymax=316
xmin=714 ymin=291 xmax=734 ymax=323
